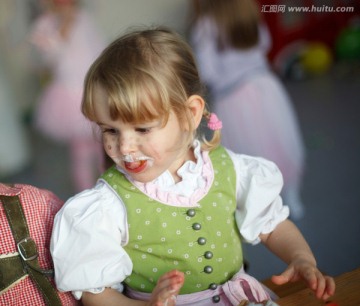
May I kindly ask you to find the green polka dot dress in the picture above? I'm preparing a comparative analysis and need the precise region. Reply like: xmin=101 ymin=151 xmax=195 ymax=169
xmin=101 ymin=146 xmax=243 ymax=295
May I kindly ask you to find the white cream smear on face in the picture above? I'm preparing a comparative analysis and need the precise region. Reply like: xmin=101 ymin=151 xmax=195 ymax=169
xmin=111 ymin=154 xmax=154 ymax=168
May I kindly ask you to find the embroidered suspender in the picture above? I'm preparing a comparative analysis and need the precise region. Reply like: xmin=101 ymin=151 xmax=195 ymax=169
xmin=0 ymin=195 xmax=62 ymax=306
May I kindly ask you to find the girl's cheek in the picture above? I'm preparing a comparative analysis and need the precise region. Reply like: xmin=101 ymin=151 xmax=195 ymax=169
xmin=103 ymin=134 xmax=121 ymax=164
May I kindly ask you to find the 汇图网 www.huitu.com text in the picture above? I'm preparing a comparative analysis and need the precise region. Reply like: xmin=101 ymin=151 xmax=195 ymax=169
xmin=261 ymin=5 xmax=354 ymax=13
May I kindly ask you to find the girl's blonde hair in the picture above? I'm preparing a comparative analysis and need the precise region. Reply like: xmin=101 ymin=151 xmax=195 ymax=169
xmin=192 ymin=0 xmax=260 ymax=50
xmin=82 ymin=27 xmax=220 ymax=151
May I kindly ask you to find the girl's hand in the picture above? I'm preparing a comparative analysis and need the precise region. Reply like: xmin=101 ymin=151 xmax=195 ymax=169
xmin=147 ymin=270 xmax=185 ymax=306
xmin=271 ymin=258 xmax=335 ymax=300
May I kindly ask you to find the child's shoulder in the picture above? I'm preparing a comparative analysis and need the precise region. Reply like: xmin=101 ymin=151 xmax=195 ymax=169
xmin=62 ymin=181 xmax=120 ymax=213
xmin=223 ymin=148 xmax=283 ymax=182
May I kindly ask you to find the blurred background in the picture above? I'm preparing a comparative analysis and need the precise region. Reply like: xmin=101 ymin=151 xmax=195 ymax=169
xmin=1 ymin=0 xmax=359 ymax=282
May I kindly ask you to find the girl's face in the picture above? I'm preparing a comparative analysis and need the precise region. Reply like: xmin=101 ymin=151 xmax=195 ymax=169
xmin=93 ymin=85 xmax=194 ymax=183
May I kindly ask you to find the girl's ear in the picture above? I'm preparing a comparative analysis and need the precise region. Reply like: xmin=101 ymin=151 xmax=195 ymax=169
xmin=186 ymin=95 xmax=205 ymax=130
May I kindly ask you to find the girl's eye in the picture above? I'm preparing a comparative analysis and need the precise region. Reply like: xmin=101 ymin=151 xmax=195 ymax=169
xmin=135 ymin=127 xmax=151 ymax=134
xmin=102 ymin=128 xmax=118 ymax=135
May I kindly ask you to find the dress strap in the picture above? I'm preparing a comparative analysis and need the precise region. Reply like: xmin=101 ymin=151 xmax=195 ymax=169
xmin=0 ymin=195 xmax=62 ymax=306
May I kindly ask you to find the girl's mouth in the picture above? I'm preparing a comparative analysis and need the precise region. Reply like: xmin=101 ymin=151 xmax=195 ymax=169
xmin=120 ymin=154 xmax=154 ymax=174
xmin=124 ymin=159 xmax=148 ymax=173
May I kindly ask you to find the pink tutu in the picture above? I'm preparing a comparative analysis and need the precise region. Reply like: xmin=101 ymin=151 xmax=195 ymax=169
xmin=34 ymin=83 xmax=96 ymax=142
xmin=214 ymin=71 xmax=305 ymax=188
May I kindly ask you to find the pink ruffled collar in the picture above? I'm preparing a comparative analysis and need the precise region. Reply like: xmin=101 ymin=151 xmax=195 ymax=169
xmin=120 ymin=141 xmax=214 ymax=207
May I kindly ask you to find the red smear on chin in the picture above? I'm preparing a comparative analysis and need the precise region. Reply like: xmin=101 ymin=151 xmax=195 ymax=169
xmin=124 ymin=160 xmax=147 ymax=174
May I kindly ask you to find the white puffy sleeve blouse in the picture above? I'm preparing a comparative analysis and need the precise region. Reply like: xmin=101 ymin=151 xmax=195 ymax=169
xmin=50 ymin=143 xmax=289 ymax=299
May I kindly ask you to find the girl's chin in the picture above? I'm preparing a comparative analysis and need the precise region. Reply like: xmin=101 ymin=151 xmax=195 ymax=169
xmin=128 ymin=173 xmax=158 ymax=184
xmin=125 ymin=168 xmax=160 ymax=184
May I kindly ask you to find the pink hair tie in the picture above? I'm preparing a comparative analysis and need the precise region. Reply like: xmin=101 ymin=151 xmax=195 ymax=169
xmin=207 ymin=113 xmax=222 ymax=130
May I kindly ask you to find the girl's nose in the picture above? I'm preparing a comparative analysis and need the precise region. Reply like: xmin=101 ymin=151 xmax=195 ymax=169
xmin=119 ymin=133 xmax=137 ymax=155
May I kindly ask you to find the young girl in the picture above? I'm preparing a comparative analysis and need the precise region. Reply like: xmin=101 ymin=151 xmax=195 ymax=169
xmin=29 ymin=0 xmax=105 ymax=191
xmin=50 ymin=27 xmax=335 ymax=306
xmin=190 ymin=0 xmax=306 ymax=220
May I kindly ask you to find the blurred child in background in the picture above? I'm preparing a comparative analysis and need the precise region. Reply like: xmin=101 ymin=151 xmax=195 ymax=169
xmin=29 ymin=0 xmax=106 ymax=191
xmin=190 ymin=0 xmax=306 ymax=219
xmin=0 ymin=0 xmax=31 ymax=178
xmin=0 ymin=60 xmax=31 ymax=178
xmin=0 ymin=182 xmax=79 ymax=305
